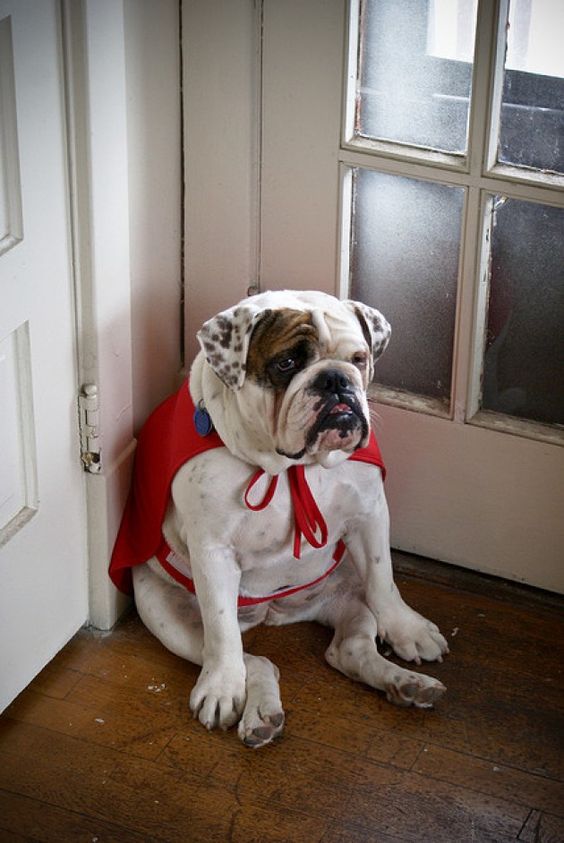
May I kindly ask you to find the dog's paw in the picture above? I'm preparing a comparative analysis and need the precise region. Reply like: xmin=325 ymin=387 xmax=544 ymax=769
xmin=238 ymin=655 xmax=284 ymax=748
xmin=238 ymin=703 xmax=285 ymax=748
xmin=378 ymin=604 xmax=449 ymax=664
xmin=385 ymin=670 xmax=446 ymax=709
xmin=190 ymin=661 xmax=246 ymax=730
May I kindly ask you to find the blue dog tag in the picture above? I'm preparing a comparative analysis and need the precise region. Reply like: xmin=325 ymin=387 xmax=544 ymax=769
xmin=193 ymin=403 xmax=213 ymax=437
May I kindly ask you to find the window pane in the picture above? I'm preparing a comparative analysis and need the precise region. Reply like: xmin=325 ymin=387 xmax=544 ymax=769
xmin=356 ymin=0 xmax=477 ymax=154
xmin=497 ymin=0 xmax=564 ymax=174
xmin=350 ymin=169 xmax=464 ymax=403
xmin=482 ymin=197 xmax=564 ymax=426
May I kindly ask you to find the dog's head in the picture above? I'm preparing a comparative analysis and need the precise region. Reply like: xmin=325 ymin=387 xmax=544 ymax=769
xmin=192 ymin=290 xmax=390 ymax=472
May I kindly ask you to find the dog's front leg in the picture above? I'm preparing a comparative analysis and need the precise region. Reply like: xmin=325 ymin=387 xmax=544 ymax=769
xmin=189 ymin=548 xmax=246 ymax=730
xmin=345 ymin=484 xmax=448 ymax=664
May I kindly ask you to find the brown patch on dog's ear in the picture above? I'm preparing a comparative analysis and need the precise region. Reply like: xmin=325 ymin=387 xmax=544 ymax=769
xmin=344 ymin=300 xmax=391 ymax=371
xmin=246 ymin=309 xmax=318 ymax=384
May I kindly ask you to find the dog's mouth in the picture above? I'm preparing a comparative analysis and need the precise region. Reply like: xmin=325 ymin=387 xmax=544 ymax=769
xmin=309 ymin=393 xmax=365 ymax=438
xmin=326 ymin=400 xmax=356 ymax=421
xmin=276 ymin=390 xmax=368 ymax=462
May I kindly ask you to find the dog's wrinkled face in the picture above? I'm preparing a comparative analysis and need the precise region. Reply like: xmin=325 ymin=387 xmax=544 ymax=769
xmin=244 ymin=307 xmax=371 ymax=460
xmin=196 ymin=291 xmax=391 ymax=466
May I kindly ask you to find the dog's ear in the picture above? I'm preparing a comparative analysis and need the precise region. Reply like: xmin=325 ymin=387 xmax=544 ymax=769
xmin=197 ymin=302 xmax=266 ymax=389
xmin=344 ymin=300 xmax=391 ymax=376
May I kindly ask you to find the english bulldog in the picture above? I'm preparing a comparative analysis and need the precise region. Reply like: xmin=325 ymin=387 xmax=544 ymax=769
xmin=130 ymin=289 xmax=448 ymax=747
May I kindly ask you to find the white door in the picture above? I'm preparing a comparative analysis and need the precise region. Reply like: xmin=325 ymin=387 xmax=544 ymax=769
xmin=0 ymin=0 xmax=88 ymax=710
xmin=258 ymin=0 xmax=564 ymax=593
xmin=184 ymin=0 xmax=563 ymax=593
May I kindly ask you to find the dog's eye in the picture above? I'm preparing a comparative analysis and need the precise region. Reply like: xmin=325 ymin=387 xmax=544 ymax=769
xmin=276 ymin=357 xmax=296 ymax=373
xmin=352 ymin=353 xmax=367 ymax=367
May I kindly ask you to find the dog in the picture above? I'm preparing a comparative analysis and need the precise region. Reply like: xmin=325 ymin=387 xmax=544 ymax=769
xmin=110 ymin=289 xmax=448 ymax=748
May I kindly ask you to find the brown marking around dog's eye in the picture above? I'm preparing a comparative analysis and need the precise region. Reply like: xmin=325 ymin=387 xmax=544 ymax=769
xmin=351 ymin=351 xmax=368 ymax=368
xmin=246 ymin=309 xmax=319 ymax=387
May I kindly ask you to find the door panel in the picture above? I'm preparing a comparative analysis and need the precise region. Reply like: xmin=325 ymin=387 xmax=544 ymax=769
xmin=0 ymin=0 xmax=87 ymax=710
xmin=377 ymin=404 xmax=564 ymax=593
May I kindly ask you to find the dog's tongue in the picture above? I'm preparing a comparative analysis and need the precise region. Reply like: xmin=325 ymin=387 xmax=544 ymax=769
xmin=330 ymin=403 xmax=352 ymax=414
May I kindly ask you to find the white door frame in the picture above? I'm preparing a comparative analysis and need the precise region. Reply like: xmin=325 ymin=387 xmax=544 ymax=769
xmin=64 ymin=0 xmax=182 ymax=629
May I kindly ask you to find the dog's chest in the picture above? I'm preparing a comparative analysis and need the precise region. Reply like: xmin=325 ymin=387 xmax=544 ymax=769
xmin=246 ymin=463 xmax=365 ymax=536
xmin=169 ymin=450 xmax=383 ymax=601
xmin=177 ymin=452 xmax=381 ymax=573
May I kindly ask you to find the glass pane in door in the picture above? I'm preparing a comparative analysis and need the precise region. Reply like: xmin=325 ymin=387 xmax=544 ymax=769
xmin=356 ymin=0 xmax=478 ymax=153
xmin=350 ymin=168 xmax=464 ymax=405
xmin=482 ymin=197 xmax=564 ymax=426
xmin=496 ymin=0 xmax=564 ymax=173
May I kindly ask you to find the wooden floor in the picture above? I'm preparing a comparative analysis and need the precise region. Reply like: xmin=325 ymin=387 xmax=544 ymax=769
xmin=1 ymin=554 xmax=563 ymax=842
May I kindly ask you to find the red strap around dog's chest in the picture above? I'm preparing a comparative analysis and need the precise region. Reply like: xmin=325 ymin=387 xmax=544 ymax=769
xmin=156 ymin=534 xmax=347 ymax=607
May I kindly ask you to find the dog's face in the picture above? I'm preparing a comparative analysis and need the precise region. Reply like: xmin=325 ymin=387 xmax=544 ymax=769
xmin=195 ymin=290 xmax=391 ymax=468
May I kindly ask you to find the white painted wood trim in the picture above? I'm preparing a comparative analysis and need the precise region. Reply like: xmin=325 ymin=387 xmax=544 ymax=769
xmin=338 ymin=142 xmax=564 ymax=204
xmin=0 ymin=15 xmax=23 ymax=255
xmin=375 ymin=402 xmax=564 ymax=594
xmin=63 ymin=0 xmax=134 ymax=629
xmin=63 ymin=0 xmax=182 ymax=629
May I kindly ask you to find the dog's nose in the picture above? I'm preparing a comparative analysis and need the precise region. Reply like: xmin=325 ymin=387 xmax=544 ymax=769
xmin=313 ymin=369 xmax=350 ymax=394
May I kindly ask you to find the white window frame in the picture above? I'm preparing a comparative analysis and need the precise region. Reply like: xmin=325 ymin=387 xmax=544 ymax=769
xmin=339 ymin=0 xmax=564 ymax=446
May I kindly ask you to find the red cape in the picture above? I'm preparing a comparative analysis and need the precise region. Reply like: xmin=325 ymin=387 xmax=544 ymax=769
xmin=109 ymin=381 xmax=385 ymax=594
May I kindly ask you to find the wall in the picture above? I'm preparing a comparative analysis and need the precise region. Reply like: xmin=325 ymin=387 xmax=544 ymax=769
xmin=124 ymin=0 xmax=183 ymax=430
xmin=182 ymin=0 xmax=260 ymax=364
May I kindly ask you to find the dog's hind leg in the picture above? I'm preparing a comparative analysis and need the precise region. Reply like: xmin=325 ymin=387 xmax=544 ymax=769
xmin=238 ymin=655 xmax=285 ymax=748
xmin=133 ymin=563 xmax=284 ymax=744
xmin=321 ymin=594 xmax=446 ymax=708
xmin=133 ymin=562 xmax=205 ymax=664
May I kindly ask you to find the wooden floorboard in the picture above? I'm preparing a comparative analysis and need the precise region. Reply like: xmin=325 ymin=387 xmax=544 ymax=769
xmin=1 ymin=558 xmax=563 ymax=842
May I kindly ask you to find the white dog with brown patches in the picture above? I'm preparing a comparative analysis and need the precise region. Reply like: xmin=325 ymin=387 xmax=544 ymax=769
xmin=130 ymin=290 xmax=448 ymax=747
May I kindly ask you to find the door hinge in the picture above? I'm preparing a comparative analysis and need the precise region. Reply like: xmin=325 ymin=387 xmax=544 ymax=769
xmin=78 ymin=384 xmax=101 ymax=473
